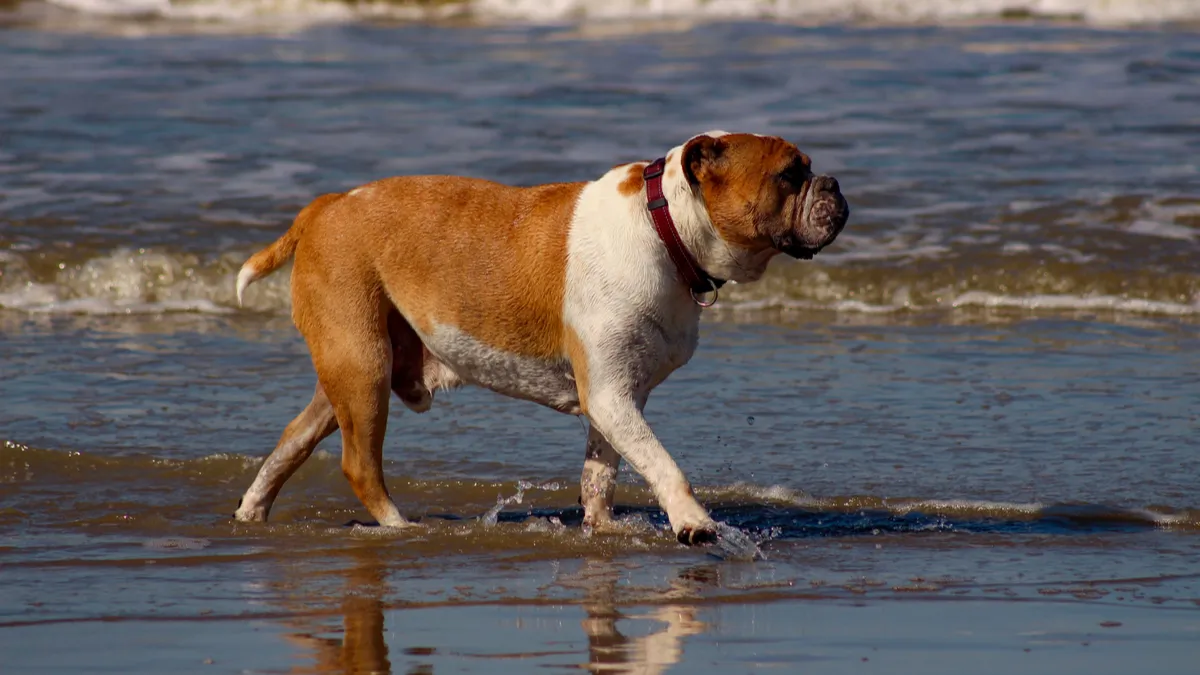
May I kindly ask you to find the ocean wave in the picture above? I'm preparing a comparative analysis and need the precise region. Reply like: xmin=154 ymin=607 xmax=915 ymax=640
xmin=475 ymin=0 xmax=1200 ymax=25
xmin=2 ymin=245 xmax=1197 ymax=319
xmin=949 ymin=291 xmax=1200 ymax=315
xmin=0 ymin=289 xmax=233 ymax=315
xmin=696 ymin=482 xmax=1199 ymax=530
xmin=18 ymin=0 xmax=1200 ymax=28
xmin=0 ymin=247 xmax=288 ymax=315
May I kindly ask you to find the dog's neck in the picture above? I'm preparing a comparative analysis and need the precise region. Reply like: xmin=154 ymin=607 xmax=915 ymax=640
xmin=661 ymin=142 xmax=775 ymax=285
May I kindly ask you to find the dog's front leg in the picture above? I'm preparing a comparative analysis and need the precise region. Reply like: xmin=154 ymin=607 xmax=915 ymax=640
xmin=580 ymin=424 xmax=619 ymax=530
xmin=587 ymin=392 xmax=716 ymax=545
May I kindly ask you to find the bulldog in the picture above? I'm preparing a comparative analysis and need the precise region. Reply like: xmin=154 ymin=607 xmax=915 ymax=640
xmin=232 ymin=131 xmax=848 ymax=544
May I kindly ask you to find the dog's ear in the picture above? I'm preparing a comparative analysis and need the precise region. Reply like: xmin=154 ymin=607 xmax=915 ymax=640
xmin=682 ymin=135 xmax=726 ymax=186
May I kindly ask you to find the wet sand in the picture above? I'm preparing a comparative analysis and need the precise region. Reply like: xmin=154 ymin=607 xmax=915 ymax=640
xmin=3 ymin=543 xmax=1198 ymax=673
xmin=3 ymin=313 xmax=1199 ymax=673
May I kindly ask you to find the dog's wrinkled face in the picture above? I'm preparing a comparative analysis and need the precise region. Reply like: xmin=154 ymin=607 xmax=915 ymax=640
xmin=684 ymin=133 xmax=849 ymax=259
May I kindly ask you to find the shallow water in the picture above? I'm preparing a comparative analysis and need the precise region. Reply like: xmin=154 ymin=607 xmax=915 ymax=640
xmin=1 ymin=11 xmax=1199 ymax=675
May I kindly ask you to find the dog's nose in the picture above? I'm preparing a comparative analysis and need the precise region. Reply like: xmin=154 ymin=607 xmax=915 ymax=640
xmin=817 ymin=175 xmax=840 ymax=194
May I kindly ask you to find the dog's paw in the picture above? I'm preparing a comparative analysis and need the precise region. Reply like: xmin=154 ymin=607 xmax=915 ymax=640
xmin=233 ymin=499 xmax=269 ymax=522
xmin=582 ymin=515 xmax=621 ymax=536
xmin=676 ymin=525 xmax=718 ymax=546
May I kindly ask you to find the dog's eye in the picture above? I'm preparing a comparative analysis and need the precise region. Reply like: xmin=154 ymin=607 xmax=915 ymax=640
xmin=779 ymin=163 xmax=810 ymax=189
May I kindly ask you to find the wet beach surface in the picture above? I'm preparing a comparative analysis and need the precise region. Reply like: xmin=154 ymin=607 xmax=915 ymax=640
xmin=2 ymin=11 xmax=1200 ymax=674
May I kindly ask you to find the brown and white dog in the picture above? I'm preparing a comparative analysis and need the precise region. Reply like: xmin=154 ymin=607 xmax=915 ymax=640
xmin=232 ymin=131 xmax=848 ymax=544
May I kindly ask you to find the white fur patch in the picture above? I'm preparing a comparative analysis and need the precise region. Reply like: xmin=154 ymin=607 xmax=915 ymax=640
xmin=424 ymin=324 xmax=581 ymax=414
xmin=235 ymin=263 xmax=257 ymax=307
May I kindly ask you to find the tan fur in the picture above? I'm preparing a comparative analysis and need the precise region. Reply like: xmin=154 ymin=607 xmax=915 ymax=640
xmin=564 ymin=327 xmax=590 ymax=415
xmin=684 ymin=133 xmax=809 ymax=251
xmin=616 ymin=162 xmax=647 ymax=197
xmin=241 ymin=176 xmax=584 ymax=526
xmin=285 ymin=177 xmax=583 ymax=358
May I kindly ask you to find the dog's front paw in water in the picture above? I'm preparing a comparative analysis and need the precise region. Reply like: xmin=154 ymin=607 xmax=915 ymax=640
xmin=667 ymin=495 xmax=719 ymax=545
xmin=676 ymin=524 xmax=718 ymax=546
xmin=233 ymin=497 xmax=269 ymax=523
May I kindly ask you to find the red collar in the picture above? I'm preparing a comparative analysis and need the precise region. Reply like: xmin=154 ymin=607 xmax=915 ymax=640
xmin=643 ymin=158 xmax=726 ymax=306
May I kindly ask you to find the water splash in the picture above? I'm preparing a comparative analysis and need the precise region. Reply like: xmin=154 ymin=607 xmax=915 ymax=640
xmin=481 ymin=480 xmax=564 ymax=527
xmin=710 ymin=522 xmax=765 ymax=562
xmin=482 ymin=484 xmax=527 ymax=527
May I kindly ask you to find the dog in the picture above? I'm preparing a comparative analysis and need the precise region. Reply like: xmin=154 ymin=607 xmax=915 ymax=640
xmin=232 ymin=131 xmax=848 ymax=544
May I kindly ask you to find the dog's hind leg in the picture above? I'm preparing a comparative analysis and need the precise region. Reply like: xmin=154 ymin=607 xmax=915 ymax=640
xmin=307 ymin=294 xmax=412 ymax=528
xmin=580 ymin=424 xmax=620 ymax=530
xmin=235 ymin=383 xmax=339 ymax=522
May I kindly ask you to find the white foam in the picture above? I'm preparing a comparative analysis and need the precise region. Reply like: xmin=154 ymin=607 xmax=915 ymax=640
xmin=34 ymin=0 xmax=1200 ymax=26
xmin=700 ymin=483 xmax=1053 ymax=518
xmin=721 ymin=298 xmax=905 ymax=314
xmin=885 ymin=498 xmax=1045 ymax=515
xmin=951 ymin=291 xmax=1200 ymax=316
xmin=475 ymin=0 xmax=1200 ymax=25
xmin=718 ymin=290 xmax=1200 ymax=318
xmin=0 ymin=248 xmax=291 ymax=315
xmin=818 ymin=229 xmax=952 ymax=264
xmin=44 ymin=0 xmax=167 ymax=16
xmin=42 ymin=0 xmax=458 ymax=24
xmin=1125 ymin=219 xmax=1198 ymax=241
xmin=701 ymin=482 xmax=809 ymax=504
xmin=0 ymin=289 xmax=233 ymax=315
xmin=2 ymin=245 xmax=1196 ymax=320
xmin=1038 ymin=243 xmax=1097 ymax=264
xmin=198 ymin=452 xmax=265 ymax=471
xmin=1133 ymin=508 xmax=1195 ymax=528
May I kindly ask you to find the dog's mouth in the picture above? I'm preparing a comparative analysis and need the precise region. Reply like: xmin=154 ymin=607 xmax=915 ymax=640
xmin=772 ymin=236 xmax=823 ymax=259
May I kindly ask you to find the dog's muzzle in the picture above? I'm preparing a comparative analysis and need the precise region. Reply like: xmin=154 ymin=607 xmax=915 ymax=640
xmin=776 ymin=175 xmax=849 ymax=259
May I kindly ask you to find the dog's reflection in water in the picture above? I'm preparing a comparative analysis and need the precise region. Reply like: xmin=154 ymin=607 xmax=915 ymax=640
xmin=276 ymin=550 xmax=714 ymax=674
xmin=277 ymin=549 xmax=394 ymax=675
xmin=574 ymin=558 xmax=713 ymax=674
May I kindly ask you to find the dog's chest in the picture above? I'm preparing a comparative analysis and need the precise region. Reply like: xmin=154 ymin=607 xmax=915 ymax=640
xmin=650 ymin=315 xmax=700 ymax=387
xmin=425 ymin=325 xmax=580 ymax=414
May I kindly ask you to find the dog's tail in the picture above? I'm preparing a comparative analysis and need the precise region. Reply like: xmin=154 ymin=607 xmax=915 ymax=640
xmin=235 ymin=193 xmax=341 ymax=307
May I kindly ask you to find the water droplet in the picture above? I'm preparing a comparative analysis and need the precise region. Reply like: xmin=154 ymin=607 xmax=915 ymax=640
xmin=746 ymin=416 xmax=755 ymax=426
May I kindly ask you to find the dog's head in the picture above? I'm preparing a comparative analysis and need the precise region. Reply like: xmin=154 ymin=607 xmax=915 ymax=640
xmin=682 ymin=132 xmax=848 ymax=267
